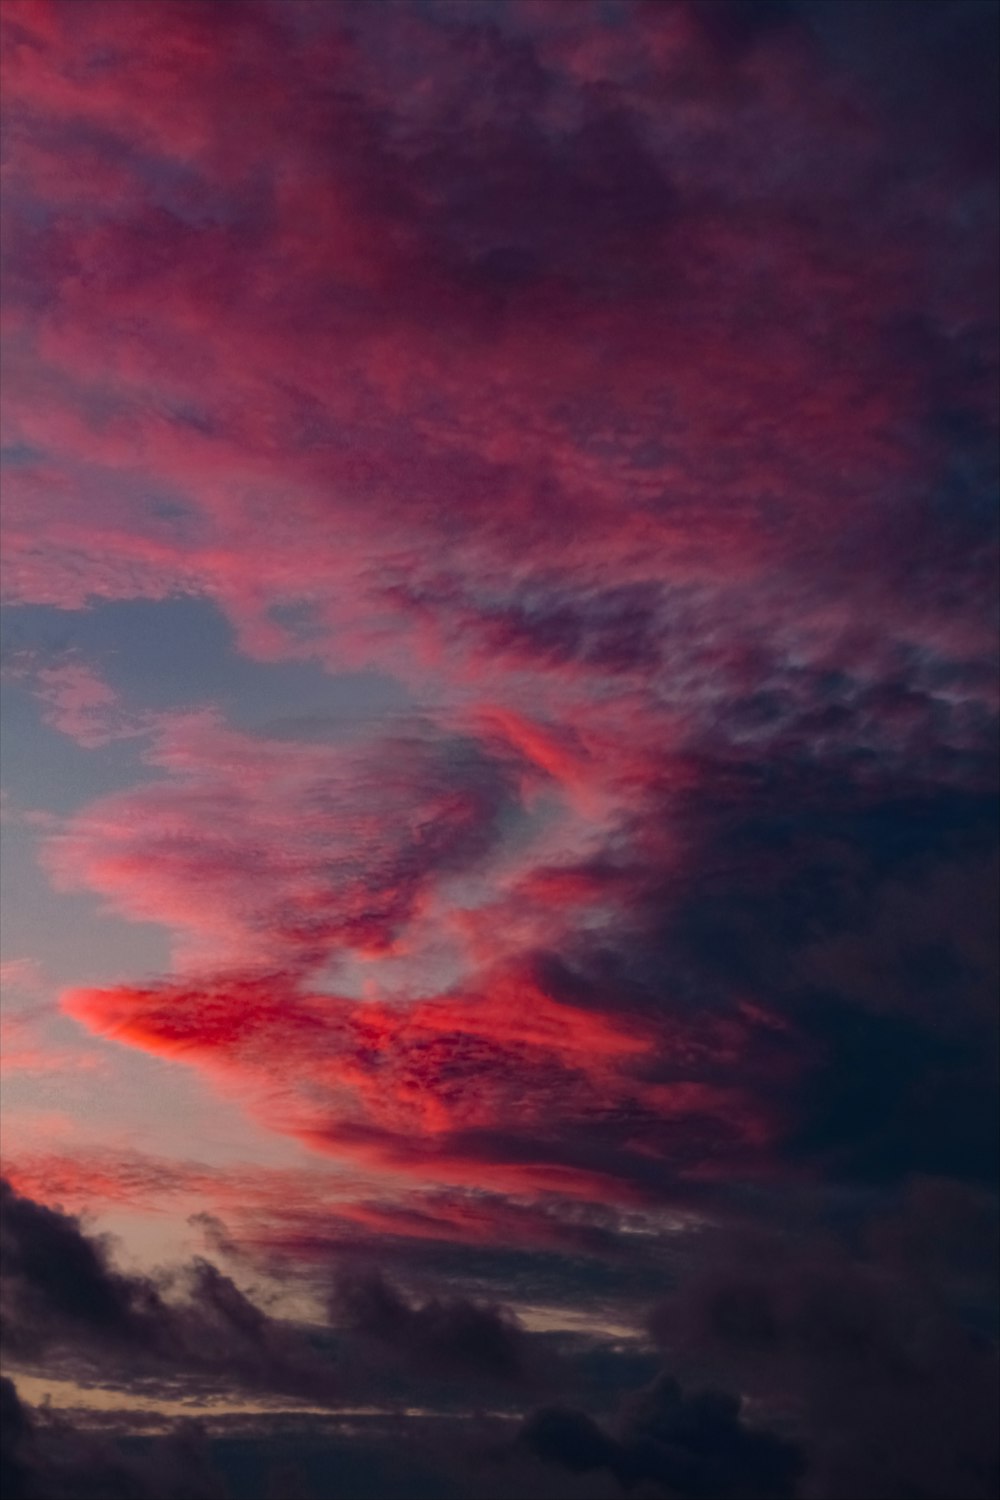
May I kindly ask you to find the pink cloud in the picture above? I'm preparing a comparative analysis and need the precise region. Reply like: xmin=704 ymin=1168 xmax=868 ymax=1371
xmin=0 ymin=1013 xmax=104 ymax=1078
xmin=4 ymin=651 xmax=147 ymax=748
xmin=43 ymin=709 xmax=533 ymax=970
xmin=1 ymin=0 xmax=992 ymax=706
xmin=0 ymin=957 xmax=44 ymax=996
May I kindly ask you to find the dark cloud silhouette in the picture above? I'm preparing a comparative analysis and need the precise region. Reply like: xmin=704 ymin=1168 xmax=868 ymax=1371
xmin=0 ymin=1179 xmax=340 ymax=1404
xmin=0 ymin=1178 xmax=150 ymax=1353
xmin=0 ymin=1376 xmax=230 ymax=1500
xmin=0 ymin=1377 xmax=32 ymax=1500
xmin=647 ymin=1196 xmax=1000 ymax=1500
xmin=331 ymin=1266 xmax=529 ymax=1384
xmin=2 ymin=1172 xmax=998 ymax=1496
xmin=521 ymin=1370 xmax=803 ymax=1498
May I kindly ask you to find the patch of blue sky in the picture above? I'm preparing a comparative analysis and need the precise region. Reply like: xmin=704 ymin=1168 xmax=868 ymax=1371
xmin=3 ymin=596 xmax=411 ymax=739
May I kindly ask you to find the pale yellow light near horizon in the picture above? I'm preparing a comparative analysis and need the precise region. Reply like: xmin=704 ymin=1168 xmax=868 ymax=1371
xmin=10 ymin=1373 xmax=522 ymax=1429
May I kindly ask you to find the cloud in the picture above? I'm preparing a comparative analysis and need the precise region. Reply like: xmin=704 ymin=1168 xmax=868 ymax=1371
xmin=1 ymin=1374 xmax=641 ymax=1500
xmin=520 ymin=1370 xmax=804 ymax=1498
xmin=0 ymin=1179 xmax=341 ymax=1404
xmin=0 ymin=1178 xmax=617 ymax=1411
xmin=1 ymin=0 xmax=995 ymax=685
xmin=2 ymin=1173 xmax=997 ymax=1498
xmin=1 ymin=0 xmax=997 ymax=1487
xmin=331 ymin=1266 xmax=529 ymax=1384
xmin=0 ymin=1145 xmax=649 ymax=1288
xmin=44 ymin=710 xmax=527 ymax=970
xmin=2 ymin=647 xmax=146 ymax=748
xmin=43 ymin=718 xmax=999 ymax=1220
xmin=646 ymin=1195 xmax=1000 ymax=1500
xmin=0 ymin=1378 xmax=32 ymax=1500
xmin=0 ymin=1009 xmax=104 ymax=1079
xmin=1 ymin=1375 xmax=231 ymax=1500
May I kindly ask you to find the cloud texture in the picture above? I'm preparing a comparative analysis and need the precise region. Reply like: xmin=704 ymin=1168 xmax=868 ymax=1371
xmin=1 ymin=1 xmax=997 ymax=1495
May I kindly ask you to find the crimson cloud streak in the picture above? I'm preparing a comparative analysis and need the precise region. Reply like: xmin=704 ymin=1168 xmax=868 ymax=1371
xmin=1 ymin=2 xmax=998 ymax=1498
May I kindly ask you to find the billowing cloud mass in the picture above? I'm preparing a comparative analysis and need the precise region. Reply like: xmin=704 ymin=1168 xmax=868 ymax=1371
xmin=2 ymin=1376 xmax=232 ymax=1500
xmin=520 ymin=1375 xmax=804 ymax=1499
xmin=1 ymin=0 xmax=997 ymax=1495
xmin=0 ymin=1178 xmax=343 ymax=1404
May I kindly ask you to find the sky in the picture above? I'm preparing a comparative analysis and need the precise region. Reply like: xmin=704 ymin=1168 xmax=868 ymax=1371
xmin=0 ymin=1 xmax=997 ymax=1497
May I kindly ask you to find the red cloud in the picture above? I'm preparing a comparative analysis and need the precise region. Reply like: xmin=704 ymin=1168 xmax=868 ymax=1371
xmin=59 ymin=955 xmax=782 ymax=1211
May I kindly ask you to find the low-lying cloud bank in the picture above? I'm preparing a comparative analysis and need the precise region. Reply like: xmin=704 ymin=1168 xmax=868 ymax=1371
xmin=3 ymin=1178 xmax=997 ymax=1498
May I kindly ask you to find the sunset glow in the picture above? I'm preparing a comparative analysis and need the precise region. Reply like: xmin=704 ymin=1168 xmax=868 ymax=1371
xmin=2 ymin=3 xmax=997 ymax=1497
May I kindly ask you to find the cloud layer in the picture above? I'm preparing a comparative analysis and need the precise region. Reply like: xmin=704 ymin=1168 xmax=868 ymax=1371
xmin=1 ymin=1 xmax=997 ymax=1495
